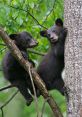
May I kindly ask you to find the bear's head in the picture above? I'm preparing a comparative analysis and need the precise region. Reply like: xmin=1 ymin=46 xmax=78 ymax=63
xmin=9 ymin=31 xmax=38 ymax=50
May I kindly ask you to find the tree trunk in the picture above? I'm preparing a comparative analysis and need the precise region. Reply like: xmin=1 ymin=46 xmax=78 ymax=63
xmin=64 ymin=0 xmax=82 ymax=117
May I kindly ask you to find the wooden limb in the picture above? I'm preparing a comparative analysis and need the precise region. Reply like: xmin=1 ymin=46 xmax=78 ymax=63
xmin=0 ymin=27 xmax=63 ymax=117
xmin=0 ymin=43 xmax=45 ymax=56
xmin=0 ymin=90 xmax=19 ymax=109
xmin=27 ymin=49 xmax=46 ymax=56
xmin=0 ymin=85 xmax=13 ymax=92
xmin=0 ymin=43 xmax=6 ymax=46
xmin=41 ymin=97 xmax=50 ymax=117
xmin=0 ymin=90 xmax=19 ymax=117
xmin=28 ymin=66 xmax=40 ymax=117
xmin=1 ymin=108 xmax=4 ymax=117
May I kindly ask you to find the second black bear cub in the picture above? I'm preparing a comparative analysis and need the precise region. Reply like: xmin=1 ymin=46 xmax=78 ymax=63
xmin=38 ymin=19 xmax=67 ymax=95
xmin=2 ymin=31 xmax=38 ymax=106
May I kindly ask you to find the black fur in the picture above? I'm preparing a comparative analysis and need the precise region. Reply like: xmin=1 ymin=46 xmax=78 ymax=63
xmin=55 ymin=18 xmax=63 ymax=26
xmin=2 ymin=31 xmax=38 ymax=106
xmin=38 ymin=19 xmax=67 ymax=95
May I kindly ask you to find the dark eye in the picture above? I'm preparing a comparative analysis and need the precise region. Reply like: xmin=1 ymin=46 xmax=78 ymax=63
xmin=27 ymin=38 xmax=31 ymax=42
xmin=53 ymin=30 xmax=58 ymax=34
xmin=53 ymin=30 xmax=55 ymax=32
xmin=26 ymin=38 xmax=31 ymax=45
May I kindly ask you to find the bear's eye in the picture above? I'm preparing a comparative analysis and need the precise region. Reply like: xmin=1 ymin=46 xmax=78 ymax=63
xmin=27 ymin=38 xmax=31 ymax=42
xmin=53 ymin=30 xmax=57 ymax=34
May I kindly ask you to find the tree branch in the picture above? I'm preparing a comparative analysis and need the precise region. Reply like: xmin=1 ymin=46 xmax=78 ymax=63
xmin=0 ymin=47 xmax=7 ymax=53
xmin=1 ymin=108 xmax=4 ymax=117
xmin=2 ymin=3 xmax=47 ymax=29
xmin=0 ymin=43 xmax=6 ymax=46
xmin=0 ymin=85 xmax=13 ymax=92
xmin=0 ymin=27 xmax=63 ymax=117
xmin=0 ymin=90 xmax=19 ymax=109
xmin=42 ymin=0 xmax=55 ymax=25
xmin=28 ymin=66 xmax=40 ymax=117
xmin=0 ymin=43 xmax=45 ymax=56
xmin=27 ymin=49 xmax=46 ymax=56
xmin=0 ymin=90 xmax=19 ymax=117
xmin=41 ymin=97 xmax=51 ymax=117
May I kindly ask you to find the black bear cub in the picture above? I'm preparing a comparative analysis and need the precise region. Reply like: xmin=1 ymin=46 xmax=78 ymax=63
xmin=37 ymin=18 xmax=67 ymax=95
xmin=2 ymin=31 xmax=38 ymax=106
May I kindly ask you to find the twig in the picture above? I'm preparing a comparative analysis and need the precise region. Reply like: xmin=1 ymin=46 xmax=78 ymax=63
xmin=0 ymin=85 xmax=13 ymax=92
xmin=0 ymin=47 xmax=7 ymax=53
xmin=0 ymin=43 xmax=45 ymax=56
xmin=29 ymin=66 xmax=40 ymax=117
xmin=0 ymin=27 xmax=63 ymax=117
xmin=1 ymin=108 xmax=4 ymax=117
xmin=0 ymin=43 xmax=6 ymax=46
xmin=0 ymin=90 xmax=19 ymax=117
xmin=0 ymin=90 xmax=19 ymax=109
xmin=0 ymin=2 xmax=47 ymax=29
xmin=27 ymin=49 xmax=45 ymax=56
xmin=2 ymin=3 xmax=47 ymax=29
xmin=42 ymin=0 xmax=55 ymax=25
xmin=41 ymin=97 xmax=50 ymax=117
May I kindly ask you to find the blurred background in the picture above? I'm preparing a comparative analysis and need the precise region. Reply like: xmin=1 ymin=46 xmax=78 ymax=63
xmin=0 ymin=0 xmax=66 ymax=117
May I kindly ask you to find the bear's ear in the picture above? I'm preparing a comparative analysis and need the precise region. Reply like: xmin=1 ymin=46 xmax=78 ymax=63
xmin=9 ymin=34 xmax=18 ymax=40
xmin=40 ymin=30 xmax=47 ymax=37
xmin=55 ymin=18 xmax=63 ymax=26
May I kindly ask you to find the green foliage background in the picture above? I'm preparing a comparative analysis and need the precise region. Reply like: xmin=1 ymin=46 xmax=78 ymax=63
xmin=0 ymin=0 xmax=66 ymax=117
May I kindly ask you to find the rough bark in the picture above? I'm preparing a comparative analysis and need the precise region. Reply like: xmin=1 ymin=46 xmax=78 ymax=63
xmin=64 ymin=0 xmax=82 ymax=117
xmin=0 ymin=27 xmax=63 ymax=117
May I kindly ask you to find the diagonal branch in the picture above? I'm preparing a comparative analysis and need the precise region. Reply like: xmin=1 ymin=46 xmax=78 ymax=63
xmin=0 ymin=90 xmax=19 ymax=117
xmin=0 ymin=90 xmax=19 ymax=109
xmin=0 ymin=43 xmax=45 ymax=56
xmin=42 ymin=0 xmax=56 ymax=25
xmin=0 ymin=27 xmax=63 ymax=117
xmin=0 ymin=85 xmax=13 ymax=92
xmin=27 ymin=49 xmax=45 ymax=56
xmin=1 ymin=3 xmax=47 ymax=29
